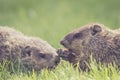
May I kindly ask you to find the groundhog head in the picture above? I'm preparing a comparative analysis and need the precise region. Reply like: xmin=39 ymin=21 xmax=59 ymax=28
xmin=21 ymin=46 xmax=60 ymax=70
xmin=60 ymin=23 xmax=104 ymax=56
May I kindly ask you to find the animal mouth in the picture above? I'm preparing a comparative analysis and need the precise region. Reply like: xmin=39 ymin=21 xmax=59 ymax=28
xmin=57 ymin=48 xmax=76 ymax=61
xmin=59 ymin=39 xmax=77 ymax=61
xmin=60 ymin=39 xmax=74 ymax=51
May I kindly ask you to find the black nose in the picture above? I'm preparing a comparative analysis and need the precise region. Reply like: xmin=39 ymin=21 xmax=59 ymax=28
xmin=60 ymin=40 xmax=65 ymax=45
xmin=55 ymin=56 xmax=60 ymax=64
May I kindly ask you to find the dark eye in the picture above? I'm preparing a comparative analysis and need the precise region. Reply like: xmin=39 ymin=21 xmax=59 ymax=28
xmin=27 ymin=50 xmax=31 ymax=56
xmin=39 ymin=53 xmax=46 ymax=58
xmin=73 ymin=33 xmax=83 ymax=38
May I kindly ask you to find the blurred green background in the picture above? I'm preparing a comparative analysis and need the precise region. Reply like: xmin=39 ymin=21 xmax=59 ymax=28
xmin=0 ymin=0 xmax=120 ymax=48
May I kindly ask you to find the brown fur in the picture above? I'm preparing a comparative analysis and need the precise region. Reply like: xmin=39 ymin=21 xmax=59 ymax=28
xmin=0 ymin=26 xmax=60 ymax=70
xmin=58 ymin=23 xmax=120 ymax=71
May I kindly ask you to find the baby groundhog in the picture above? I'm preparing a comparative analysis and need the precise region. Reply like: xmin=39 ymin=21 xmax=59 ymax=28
xmin=58 ymin=23 xmax=120 ymax=71
xmin=0 ymin=26 xmax=60 ymax=70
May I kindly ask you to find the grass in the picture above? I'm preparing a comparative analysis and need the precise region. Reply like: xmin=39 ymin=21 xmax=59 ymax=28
xmin=0 ymin=0 xmax=120 ymax=80
xmin=0 ymin=60 xmax=120 ymax=80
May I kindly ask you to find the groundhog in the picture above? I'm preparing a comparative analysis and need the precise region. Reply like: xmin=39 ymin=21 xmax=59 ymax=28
xmin=58 ymin=23 xmax=120 ymax=71
xmin=0 ymin=26 xmax=60 ymax=70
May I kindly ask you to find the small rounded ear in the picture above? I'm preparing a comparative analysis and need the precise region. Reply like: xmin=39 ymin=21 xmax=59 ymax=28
xmin=91 ymin=24 xmax=102 ymax=35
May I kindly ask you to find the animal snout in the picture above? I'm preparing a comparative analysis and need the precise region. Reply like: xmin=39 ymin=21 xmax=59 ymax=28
xmin=60 ymin=40 xmax=66 ymax=46
xmin=55 ymin=56 xmax=60 ymax=64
